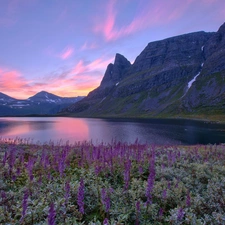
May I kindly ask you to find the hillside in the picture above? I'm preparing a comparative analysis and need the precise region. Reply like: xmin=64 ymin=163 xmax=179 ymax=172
xmin=61 ymin=23 xmax=225 ymax=120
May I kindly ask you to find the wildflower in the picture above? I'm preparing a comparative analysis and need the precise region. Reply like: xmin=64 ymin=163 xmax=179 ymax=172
xmin=135 ymin=201 xmax=140 ymax=225
xmin=9 ymin=149 xmax=16 ymax=170
xmin=145 ymin=153 xmax=155 ymax=204
xmin=20 ymin=189 xmax=29 ymax=222
xmin=26 ymin=157 xmax=35 ymax=181
xmin=16 ymin=167 xmax=21 ymax=176
xmin=2 ymin=151 xmax=8 ymax=166
xmin=101 ymin=188 xmax=110 ymax=213
xmin=77 ymin=179 xmax=85 ymax=214
xmin=123 ymin=160 xmax=131 ymax=189
xmin=136 ymin=200 xmax=140 ymax=213
xmin=177 ymin=207 xmax=185 ymax=221
xmin=186 ymin=190 xmax=191 ymax=207
xmin=158 ymin=208 xmax=163 ymax=218
xmin=162 ymin=189 xmax=167 ymax=200
xmin=58 ymin=150 xmax=67 ymax=177
xmin=64 ymin=180 xmax=70 ymax=205
xmin=167 ymin=181 xmax=171 ymax=189
xmin=48 ymin=202 xmax=56 ymax=225
xmin=103 ymin=218 xmax=109 ymax=225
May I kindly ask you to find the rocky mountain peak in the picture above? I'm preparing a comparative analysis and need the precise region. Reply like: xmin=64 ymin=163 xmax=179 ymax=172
xmin=218 ymin=22 xmax=225 ymax=34
xmin=203 ymin=22 xmax=225 ymax=75
xmin=100 ymin=53 xmax=131 ymax=88
xmin=114 ymin=53 xmax=130 ymax=66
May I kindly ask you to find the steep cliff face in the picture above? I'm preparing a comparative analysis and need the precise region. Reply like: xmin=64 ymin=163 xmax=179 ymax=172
xmin=100 ymin=53 xmax=131 ymax=88
xmin=182 ymin=23 xmax=225 ymax=114
xmin=62 ymin=23 xmax=225 ymax=118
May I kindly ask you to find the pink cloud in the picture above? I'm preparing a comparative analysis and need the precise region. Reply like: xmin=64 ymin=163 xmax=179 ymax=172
xmin=72 ymin=60 xmax=86 ymax=74
xmin=71 ymin=57 xmax=113 ymax=76
xmin=94 ymin=0 xmax=196 ymax=41
xmin=0 ymin=67 xmax=31 ymax=98
xmin=48 ymin=56 xmax=113 ymax=96
xmin=44 ymin=46 xmax=74 ymax=60
xmin=60 ymin=47 xmax=74 ymax=60
xmin=0 ymin=55 xmax=113 ymax=98
xmin=81 ymin=42 xmax=98 ymax=51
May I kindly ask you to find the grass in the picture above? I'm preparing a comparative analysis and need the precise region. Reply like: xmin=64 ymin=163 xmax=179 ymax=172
xmin=0 ymin=138 xmax=225 ymax=224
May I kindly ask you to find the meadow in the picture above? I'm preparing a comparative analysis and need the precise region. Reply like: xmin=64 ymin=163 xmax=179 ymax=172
xmin=0 ymin=138 xmax=224 ymax=224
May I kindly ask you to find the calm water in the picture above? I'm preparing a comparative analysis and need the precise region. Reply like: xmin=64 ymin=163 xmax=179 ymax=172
xmin=0 ymin=117 xmax=225 ymax=145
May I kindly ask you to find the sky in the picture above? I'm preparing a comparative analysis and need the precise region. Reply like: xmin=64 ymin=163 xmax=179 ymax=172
xmin=0 ymin=0 xmax=224 ymax=99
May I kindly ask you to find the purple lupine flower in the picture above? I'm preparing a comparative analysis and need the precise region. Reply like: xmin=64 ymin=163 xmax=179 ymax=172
xmin=48 ymin=202 xmax=56 ymax=225
xmin=136 ymin=200 xmax=140 ymax=213
xmin=19 ymin=154 xmax=24 ymax=165
xmin=123 ymin=160 xmax=131 ymax=190
xmin=2 ymin=151 xmax=8 ymax=166
xmin=145 ymin=153 xmax=155 ymax=204
xmin=77 ymin=179 xmax=85 ymax=214
xmin=167 ymin=181 xmax=171 ymax=189
xmin=16 ymin=167 xmax=21 ymax=176
xmin=26 ymin=157 xmax=35 ymax=181
xmin=172 ymin=152 xmax=176 ymax=164
xmin=12 ymin=174 xmax=17 ymax=181
xmin=135 ymin=201 xmax=140 ymax=225
xmin=177 ymin=207 xmax=185 ymax=221
xmin=186 ymin=190 xmax=191 ymax=207
xmin=58 ymin=159 xmax=65 ymax=177
xmin=175 ymin=179 xmax=180 ymax=188
xmin=9 ymin=150 xmax=16 ymax=170
xmin=58 ymin=150 xmax=67 ymax=177
xmin=103 ymin=218 xmax=109 ymax=225
xmin=138 ymin=166 xmax=143 ymax=174
xmin=146 ymin=172 xmax=154 ymax=204
xmin=1 ymin=191 xmax=6 ymax=200
xmin=20 ymin=189 xmax=29 ymax=222
xmin=158 ymin=208 xmax=163 ymax=218
xmin=94 ymin=165 xmax=102 ymax=175
xmin=44 ymin=155 xmax=50 ymax=169
xmin=64 ymin=180 xmax=70 ymax=205
xmin=47 ymin=172 xmax=51 ymax=181
xmin=101 ymin=188 xmax=110 ymax=213
xmin=162 ymin=189 xmax=167 ymax=200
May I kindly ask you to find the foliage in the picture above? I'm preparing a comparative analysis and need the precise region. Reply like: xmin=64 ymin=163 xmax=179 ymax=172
xmin=0 ymin=138 xmax=225 ymax=224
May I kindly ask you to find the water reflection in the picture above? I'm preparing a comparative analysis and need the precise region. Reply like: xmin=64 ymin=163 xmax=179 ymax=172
xmin=0 ymin=117 xmax=225 ymax=145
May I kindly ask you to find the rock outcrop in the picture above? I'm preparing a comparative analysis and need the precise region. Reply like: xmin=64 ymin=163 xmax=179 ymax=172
xmin=100 ymin=53 xmax=131 ymax=88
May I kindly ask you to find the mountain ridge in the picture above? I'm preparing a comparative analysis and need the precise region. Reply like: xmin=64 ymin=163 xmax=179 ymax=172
xmin=61 ymin=22 xmax=225 ymax=120
xmin=0 ymin=91 xmax=84 ymax=116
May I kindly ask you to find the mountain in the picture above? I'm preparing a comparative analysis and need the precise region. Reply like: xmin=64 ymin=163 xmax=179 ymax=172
xmin=61 ymin=23 xmax=225 ymax=120
xmin=0 ymin=91 xmax=84 ymax=116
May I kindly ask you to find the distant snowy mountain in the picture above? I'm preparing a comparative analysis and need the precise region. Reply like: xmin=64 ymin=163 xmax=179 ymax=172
xmin=0 ymin=92 xmax=16 ymax=102
xmin=0 ymin=91 xmax=84 ymax=116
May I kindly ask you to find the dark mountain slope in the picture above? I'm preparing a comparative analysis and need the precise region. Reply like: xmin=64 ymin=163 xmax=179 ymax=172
xmin=181 ymin=23 xmax=225 ymax=115
xmin=62 ymin=23 xmax=225 ymax=119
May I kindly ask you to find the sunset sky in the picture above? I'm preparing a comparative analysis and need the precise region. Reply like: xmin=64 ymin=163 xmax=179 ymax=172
xmin=0 ymin=0 xmax=224 ymax=99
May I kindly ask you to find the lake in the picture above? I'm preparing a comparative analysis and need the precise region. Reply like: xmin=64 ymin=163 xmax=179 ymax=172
xmin=0 ymin=117 xmax=225 ymax=145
